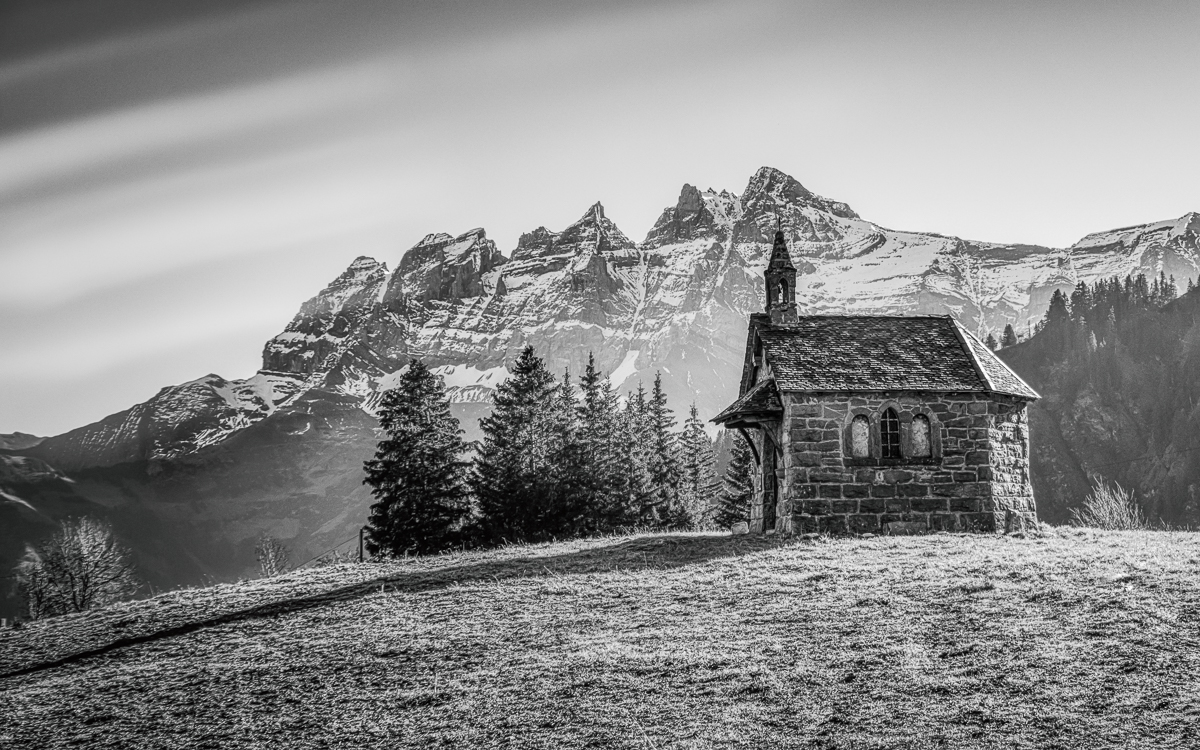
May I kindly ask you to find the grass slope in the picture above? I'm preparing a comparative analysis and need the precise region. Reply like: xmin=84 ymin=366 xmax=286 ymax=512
xmin=2 ymin=531 xmax=1200 ymax=749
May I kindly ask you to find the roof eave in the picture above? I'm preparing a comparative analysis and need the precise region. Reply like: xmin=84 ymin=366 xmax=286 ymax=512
xmin=712 ymin=408 xmax=783 ymax=425
xmin=950 ymin=319 xmax=1041 ymax=401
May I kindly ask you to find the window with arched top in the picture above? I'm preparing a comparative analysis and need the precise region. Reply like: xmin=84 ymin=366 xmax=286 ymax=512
xmin=777 ymin=279 xmax=788 ymax=304
xmin=880 ymin=408 xmax=901 ymax=459
xmin=911 ymin=414 xmax=932 ymax=458
xmin=850 ymin=415 xmax=870 ymax=458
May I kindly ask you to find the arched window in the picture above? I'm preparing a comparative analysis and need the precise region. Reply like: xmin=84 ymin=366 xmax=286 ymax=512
xmin=850 ymin=415 xmax=870 ymax=458
xmin=880 ymin=408 xmax=901 ymax=459
xmin=911 ymin=414 xmax=931 ymax=457
xmin=777 ymin=279 xmax=788 ymax=304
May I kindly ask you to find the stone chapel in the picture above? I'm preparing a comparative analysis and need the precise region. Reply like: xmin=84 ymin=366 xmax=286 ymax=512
xmin=713 ymin=231 xmax=1040 ymax=535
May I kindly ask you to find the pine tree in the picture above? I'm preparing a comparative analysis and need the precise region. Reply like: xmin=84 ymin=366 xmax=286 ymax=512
xmin=470 ymin=346 xmax=562 ymax=543
xmin=1045 ymin=289 xmax=1071 ymax=326
xmin=1001 ymin=323 xmax=1018 ymax=348
xmin=1069 ymin=281 xmax=1092 ymax=321
xmin=616 ymin=383 xmax=654 ymax=527
xmin=363 ymin=360 xmax=469 ymax=556
xmin=714 ymin=432 xmax=755 ymax=529
xmin=577 ymin=353 xmax=623 ymax=531
xmin=547 ymin=369 xmax=590 ymax=537
xmin=647 ymin=373 xmax=683 ymax=526
xmin=985 ymin=333 xmax=998 ymax=350
xmin=679 ymin=403 xmax=721 ymax=527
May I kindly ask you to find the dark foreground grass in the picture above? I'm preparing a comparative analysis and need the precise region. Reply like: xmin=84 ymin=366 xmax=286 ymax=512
xmin=2 ymin=529 xmax=1200 ymax=749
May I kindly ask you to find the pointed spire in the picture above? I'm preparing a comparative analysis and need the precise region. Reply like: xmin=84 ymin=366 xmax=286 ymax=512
xmin=768 ymin=230 xmax=796 ymax=272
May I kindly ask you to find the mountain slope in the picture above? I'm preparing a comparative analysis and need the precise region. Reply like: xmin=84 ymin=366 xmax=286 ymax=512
xmin=3 ymin=531 xmax=1199 ymax=748
xmin=1000 ymin=284 xmax=1200 ymax=526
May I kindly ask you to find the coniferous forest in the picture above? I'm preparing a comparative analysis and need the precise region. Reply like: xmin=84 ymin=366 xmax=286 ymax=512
xmin=364 ymin=347 xmax=743 ymax=554
xmin=1001 ymin=272 xmax=1200 ymax=527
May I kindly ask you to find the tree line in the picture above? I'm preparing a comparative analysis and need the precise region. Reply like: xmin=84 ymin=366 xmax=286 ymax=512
xmin=363 ymin=346 xmax=753 ymax=557
xmin=982 ymin=272 xmax=1183 ymax=352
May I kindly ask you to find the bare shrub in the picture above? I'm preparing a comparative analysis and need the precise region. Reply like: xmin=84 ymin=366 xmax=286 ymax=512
xmin=1071 ymin=481 xmax=1151 ymax=530
xmin=14 ymin=517 xmax=139 ymax=620
xmin=255 ymin=535 xmax=292 ymax=577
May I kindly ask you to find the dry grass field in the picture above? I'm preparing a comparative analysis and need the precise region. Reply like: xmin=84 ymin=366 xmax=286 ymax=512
xmin=2 ymin=529 xmax=1200 ymax=749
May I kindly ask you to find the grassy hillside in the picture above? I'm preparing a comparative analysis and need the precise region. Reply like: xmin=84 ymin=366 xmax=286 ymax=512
xmin=2 ymin=531 xmax=1199 ymax=749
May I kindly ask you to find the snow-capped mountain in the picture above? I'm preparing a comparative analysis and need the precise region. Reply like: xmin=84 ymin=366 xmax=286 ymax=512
xmin=38 ymin=166 xmax=1198 ymax=470
xmin=4 ymin=166 xmax=1197 ymax=613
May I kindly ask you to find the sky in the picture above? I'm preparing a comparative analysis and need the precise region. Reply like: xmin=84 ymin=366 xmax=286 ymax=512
xmin=1 ymin=0 xmax=1198 ymax=436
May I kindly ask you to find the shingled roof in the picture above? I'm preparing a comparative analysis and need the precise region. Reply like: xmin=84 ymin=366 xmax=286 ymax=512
xmin=750 ymin=315 xmax=1038 ymax=399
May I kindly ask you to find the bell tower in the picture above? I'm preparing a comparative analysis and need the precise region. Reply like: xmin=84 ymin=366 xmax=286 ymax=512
xmin=765 ymin=230 xmax=797 ymax=324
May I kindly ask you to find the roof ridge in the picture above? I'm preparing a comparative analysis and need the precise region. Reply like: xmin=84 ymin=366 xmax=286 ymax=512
xmin=770 ymin=313 xmax=953 ymax=322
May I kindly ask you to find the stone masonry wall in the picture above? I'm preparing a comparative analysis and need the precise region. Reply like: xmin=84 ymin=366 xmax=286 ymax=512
xmin=989 ymin=405 xmax=1036 ymax=531
xmin=758 ymin=391 xmax=1036 ymax=535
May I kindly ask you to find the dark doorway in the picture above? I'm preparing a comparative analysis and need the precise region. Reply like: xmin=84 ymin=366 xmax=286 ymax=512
xmin=761 ymin=436 xmax=777 ymax=533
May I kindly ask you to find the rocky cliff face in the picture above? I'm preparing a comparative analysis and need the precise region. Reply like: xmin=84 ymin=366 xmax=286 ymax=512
xmin=4 ymin=166 xmax=1198 ymax=615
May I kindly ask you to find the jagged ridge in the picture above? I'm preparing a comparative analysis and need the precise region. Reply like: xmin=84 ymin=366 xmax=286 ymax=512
xmin=26 ymin=167 xmax=1200 ymax=470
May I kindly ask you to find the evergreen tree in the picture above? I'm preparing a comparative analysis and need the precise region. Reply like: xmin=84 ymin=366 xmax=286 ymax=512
xmin=470 ymin=346 xmax=562 ymax=543
xmin=679 ymin=403 xmax=721 ymax=526
xmin=1044 ymin=289 xmax=1072 ymax=349
xmin=616 ymin=383 xmax=654 ymax=527
xmin=647 ymin=373 xmax=683 ymax=526
xmin=1069 ymin=282 xmax=1092 ymax=321
xmin=985 ymin=332 xmax=998 ymax=350
xmin=1045 ymin=289 xmax=1071 ymax=326
xmin=546 ymin=369 xmax=591 ymax=537
xmin=363 ymin=360 xmax=469 ymax=556
xmin=577 ymin=353 xmax=623 ymax=530
xmin=1001 ymin=323 xmax=1018 ymax=348
xmin=714 ymin=433 xmax=755 ymax=529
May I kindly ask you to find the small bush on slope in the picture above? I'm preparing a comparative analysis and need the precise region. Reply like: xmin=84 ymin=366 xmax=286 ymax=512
xmin=1072 ymin=481 xmax=1152 ymax=530
xmin=254 ymin=535 xmax=291 ymax=578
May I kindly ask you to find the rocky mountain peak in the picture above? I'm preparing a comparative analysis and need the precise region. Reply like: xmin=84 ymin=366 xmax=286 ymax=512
xmin=643 ymin=183 xmax=743 ymax=248
xmin=308 ymin=257 xmax=389 ymax=309
xmin=395 ymin=227 xmax=504 ymax=304
xmin=1175 ymin=212 xmax=1200 ymax=237
xmin=511 ymin=226 xmax=561 ymax=263
xmin=742 ymin=166 xmax=859 ymax=222
xmin=554 ymin=201 xmax=635 ymax=256
xmin=678 ymin=183 xmax=704 ymax=214
xmin=413 ymin=232 xmax=453 ymax=249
